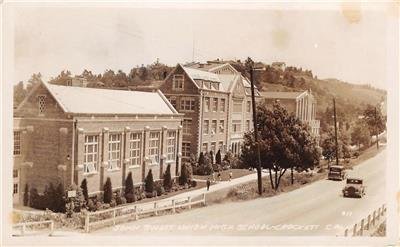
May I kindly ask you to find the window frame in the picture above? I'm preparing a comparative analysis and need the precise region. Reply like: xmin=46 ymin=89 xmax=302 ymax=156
xmin=211 ymin=120 xmax=217 ymax=134
xmin=203 ymin=120 xmax=209 ymax=135
xmin=83 ymin=135 xmax=99 ymax=174
xmin=182 ymin=142 xmax=191 ymax=158
xmin=212 ymin=98 xmax=218 ymax=112
xmin=182 ymin=119 xmax=192 ymax=135
xmin=166 ymin=131 xmax=177 ymax=162
xmin=220 ymin=98 xmax=226 ymax=112
xmin=13 ymin=131 xmax=21 ymax=156
xmin=173 ymin=74 xmax=184 ymax=90
xmin=219 ymin=120 xmax=225 ymax=133
xmin=129 ymin=132 xmax=142 ymax=167
xmin=108 ymin=133 xmax=122 ymax=171
xmin=38 ymin=95 xmax=46 ymax=115
xmin=148 ymin=131 xmax=161 ymax=164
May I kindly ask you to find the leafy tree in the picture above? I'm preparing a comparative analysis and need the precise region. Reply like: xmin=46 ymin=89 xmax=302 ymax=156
xmin=125 ymin=172 xmax=135 ymax=203
xmin=103 ymin=177 xmax=113 ymax=203
xmin=215 ymin=150 xmax=222 ymax=165
xmin=363 ymin=104 xmax=386 ymax=139
xmin=48 ymin=70 xmax=72 ymax=85
xmin=351 ymin=121 xmax=371 ymax=150
xmin=241 ymin=102 xmax=320 ymax=190
xmin=320 ymin=128 xmax=339 ymax=164
xmin=80 ymin=179 xmax=89 ymax=202
xmin=145 ymin=169 xmax=154 ymax=193
xmin=26 ymin=73 xmax=42 ymax=93
xmin=163 ymin=164 xmax=172 ymax=191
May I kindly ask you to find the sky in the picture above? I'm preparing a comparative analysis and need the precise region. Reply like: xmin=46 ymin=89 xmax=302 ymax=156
xmin=11 ymin=2 xmax=396 ymax=89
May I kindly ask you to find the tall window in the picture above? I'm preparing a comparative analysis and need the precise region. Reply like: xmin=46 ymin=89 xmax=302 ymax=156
xmin=182 ymin=142 xmax=191 ymax=158
xmin=181 ymin=98 xmax=195 ymax=111
xmin=233 ymin=101 xmax=242 ymax=113
xmin=204 ymin=97 xmax=210 ymax=112
xmin=211 ymin=120 xmax=217 ymax=134
xmin=84 ymin=135 xmax=98 ymax=174
xmin=203 ymin=120 xmax=209 ymax=134
xmin=13 ymin=131 xmax=21 ymax=155
xmin=232 ymin=120 xmax=241 ymax=133
xmin=219 ymin=120 xmax=225 ymax=133
xmin=246 ymin=101 xmax=251 ymax=112
xmin=220 ymin=99 xmax=226 ymax=112
xmin=129 ymin=133 xmax=142 ymax=167
xmin=182 ymin=119 xmax=192 ymax=135
xmin=212 ymin=98 xmax=218 ymax=112
xmin=166 ymin=131 xmax=177 ymax=161
xmin=38 ymin=95 xmax=46 ymax=115
xmin=148 ymin=132 xmax=160 ymax=164
xmin=173 ymin=75 xmax=184 ymax=90
xmin=108 ymin=134 xmax=121 ymax=170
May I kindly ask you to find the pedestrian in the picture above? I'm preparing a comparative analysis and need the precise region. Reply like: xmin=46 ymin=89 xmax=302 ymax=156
xmin=229 ymin=171 xmax=233 ymax=181
xmin=218 ymin=171 xmax=221 ymax=182
xmin=206 ymin=178 xmax=211 ymax=191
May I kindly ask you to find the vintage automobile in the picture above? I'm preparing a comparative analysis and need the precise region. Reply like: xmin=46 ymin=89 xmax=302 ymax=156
xmin=328 ymin=165 xmax=347 ymax=180
xmin=342 ymin=178 xmax=366 ymax=198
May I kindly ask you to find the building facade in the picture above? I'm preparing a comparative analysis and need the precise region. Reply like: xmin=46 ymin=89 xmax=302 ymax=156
xmin=13 ymin=82 xmax=183 ymax=205
xmin=159 ymin=62 xmax=260 ymax=160
xmin=261 ymin=90 xmax=320 ymax=143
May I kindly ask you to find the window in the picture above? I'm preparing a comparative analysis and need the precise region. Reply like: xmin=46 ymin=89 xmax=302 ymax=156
xmin=202 ymin=143 xmax=208 ymax=153
xmin=210 ymin=142 xmax=216 ymax=154
xmin=129 ymin=133 xmax=142 ymax=167
xmin=84 ymin=135 xmax=99 ymax=174
xmin=169 ymin=96 xmax=177 ymax=109
xmin=148 ymin=132 xmax=160 ymax=164
xmin=218 ymin=141 xmax=224 ymax=152
xmin=233 ymin=101 xmax=242 ymax=113
xmin=173 ymin=75 xmax=184 ymax=90
xmin=13 ymin=131 xmax=21 ymax=155
xmin=13 ymin=183 xmax=18 ymax=194
xmin=38 ymin=95 xmax=46 ymax=115
xmin=212 ymin=98 xmax=218 ymax=112
xmin=219 ymin=120 xmax=225 ymax=133
xmin=204 ymin=97 xmax=210 ymax=112
xmin=203 ymin=120 xmax=209 ymax=134
xmin=232 ymin=120 xmax=241 ymax=133
xmin=211 ymin=120 xmax=217 ymax=134
xmin=13 ymin=169 xmax=18 ymax=178
xmin=220 ymin=99 xmax=226 ymax=112
xmin=182 ymin=119 xmax=192 ymax=135
xmin=246 ymin=120 xmax=251 ymax=131
xmin=108 ymin=134 xmax=121 ymax=170
xmin=181 ymin=98 xmax=195 ymax=111
xmin=166 ymin=131 xmax=177 ymax=161
xmin=246 ymin=101 xmax=251 ymax=113
xmin=182 ymin=142 xmax=191 ymax=158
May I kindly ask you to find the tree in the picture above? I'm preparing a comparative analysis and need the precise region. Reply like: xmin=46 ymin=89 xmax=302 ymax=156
xmin=26 ymin=73 xmax=42 ymax=93
xmin=215 ymin=150 xmax=222 ymax=165
xmin=23 ymin=184 xmax=29 ymax=206
xmin=320 ymin=128 xmax=339 ymax=164
xmin=198 ymin=152 xmax=205 ymax=166
xmin=179 ymin=163 xmax=190 ymax=185
xmin=103 ymin=177 xmax=113 ymax=203
xmin=14 ymin=81 xmax=27 ymax=107
xmin=145 ymin=169 xmax=154 ymax=193
xmin=125 ymin=172 xmax=135 ymax=203
xmin=48 ymin=70 xmax=72 ymax=85
xmin=54 ymin=183 xmax=66 ymax=213
xmin=351 ymin=121 xmax=371 ymax=150
xmin=209 ymin=151 xmax=214 ymax=164
xmin=241 ymin=102 xmax=320 ymax=190
xmin=80 ymin=179 xmax=89 ymax=202
xmin=363 ymin=104 xmax=386 ymax=140
xmin=163 ymin=164 xmax=172 ymax=191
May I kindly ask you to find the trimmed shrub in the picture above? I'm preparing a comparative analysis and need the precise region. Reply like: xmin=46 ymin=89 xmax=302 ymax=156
xmin=115 ymin=191 xmax=123 ymax=205
xmin=87 ymin=199 xmax=96 ymax=212
xmin=125 ymin=172 xmax=135 ymax=203
xmin=29 ymin=187 xmax=42 ymax=209
xmin=163 ymin=164 xmax=172 ymax=191
xmin=65 ymin=183 xmax=85 ymax=214
xmin=179 ymin=163 xmax=189 ymax=185
xmin=155 ymin=184 xmax=165 ymax=196
xmin=216 ymin=150 xmax=222 ymax=165
xmin=103 ymin=177 xmax=113 ymax=204
xmin=191 ymin=180 xmax=197 ymax=187
xmin=54 ymin=183 xmax=66 ymax=213
xmin=23 ymin=184 xmax=29 ymax=206
xmin=198 ymin=152 xmax=205 ymax=166
xmin=145 ymin=169 xmax=154 ymax=193
xmin=80 ymin=179 xmax=89 ymax=202
xmin=209 ymin=151 xmax=214 ymax=164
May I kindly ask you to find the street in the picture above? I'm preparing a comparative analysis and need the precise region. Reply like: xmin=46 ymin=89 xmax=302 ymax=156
xmin=94 ymin=149 xmax=386 ymax=236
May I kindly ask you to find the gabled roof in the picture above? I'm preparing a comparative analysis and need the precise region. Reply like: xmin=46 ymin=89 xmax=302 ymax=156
xmin=181 ymin=66 xmax=221 ymax=83
xmin=42 ymin=82 xmax=178 ymax=115
xmin=260 ymin=91 xmax=306 ymax=99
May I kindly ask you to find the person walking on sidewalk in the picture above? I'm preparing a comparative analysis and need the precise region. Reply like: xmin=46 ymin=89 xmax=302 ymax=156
xmin=206 ymin=178 xmax=211 ymax=191
xmin=229 ymin=171 xmax=233 ymax=181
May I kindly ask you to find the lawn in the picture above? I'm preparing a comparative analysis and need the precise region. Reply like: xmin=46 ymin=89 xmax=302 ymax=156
xmin=192 ymin=169 xmax=256 ymax=182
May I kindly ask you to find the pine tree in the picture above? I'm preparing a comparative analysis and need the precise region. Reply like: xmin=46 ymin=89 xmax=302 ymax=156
xmin=179 ymin=163 xmax=189 ymax=185
xmin=145 ymin=169 xmax=154 ymax=193
xmin=54 ymin=183 xmax=66 ymax=213
xmin=216 ymin=150 xmax=222 ymax=165
xmin=125 ymin=172 xmax=135 ymax=203
xmin=163 ymin=164 xmax=172 ymax=191
xmin=103 ymin=177 xmax=113 ymax=203
xmin=23 ymin=184 xmax=29 ymax=206
xmin=80 ymin=179 xmax=89 ymax=202
xmin=198 ymin=152 xmax=205 ymax=166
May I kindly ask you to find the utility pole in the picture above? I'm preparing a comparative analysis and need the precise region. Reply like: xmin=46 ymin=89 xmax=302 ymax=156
xmin=333 ymin=98 xmax=339 ymax=167
xmin=375 ymin=106 xmax=379 ymax=150
xmin=249 ymin=66 xmax=263 ymax=195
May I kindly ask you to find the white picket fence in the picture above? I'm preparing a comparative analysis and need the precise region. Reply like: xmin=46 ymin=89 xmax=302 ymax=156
xmin=84 ymin=193 xmax=206 ymax=233
xmin=344 ymin=204 xmax=386 ymax=237
xmin=13 ymin=220 xmax=54 ymax=236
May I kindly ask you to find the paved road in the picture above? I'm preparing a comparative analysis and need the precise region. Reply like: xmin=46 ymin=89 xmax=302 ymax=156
xmin=94 ymin=149 xmax=386 ymax=236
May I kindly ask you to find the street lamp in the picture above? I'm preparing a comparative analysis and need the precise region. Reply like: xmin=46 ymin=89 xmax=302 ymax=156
xmin=249 ymin=64 xmax=265 ymax=196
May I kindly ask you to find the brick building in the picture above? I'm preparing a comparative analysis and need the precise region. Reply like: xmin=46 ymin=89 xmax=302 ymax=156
xmin=261 ymin=90 xmax=320 ymax=143
xmin=159 ymin=62 xmax=260 ymax=160
xmin=13 ymin=82 xmax=183 ymax=205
